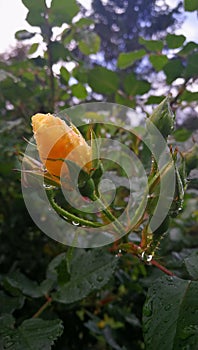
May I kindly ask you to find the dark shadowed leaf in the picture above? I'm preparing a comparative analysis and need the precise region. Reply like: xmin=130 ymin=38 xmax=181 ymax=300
xmin=15 ymin=30 xmax=36 ymax=41
xmin=3 ymin=271 xmax=43 ymax=298
xmin=185 ymin=251 xmax=198 ymax=280
xmin=0 ymin=292 xmax=25 ymax=314
xmin=0 ymin=315 xmax=63 ymax=350
xmin=48 ymin=249 xmax=117 ymax=304
xmin=143 ymin=276 xmax=198 ymax=350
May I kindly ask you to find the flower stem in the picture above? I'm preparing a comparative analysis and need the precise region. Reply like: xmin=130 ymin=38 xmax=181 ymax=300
xmin=32 ymin=295 xmax=52 ymax=318
xmin=46 ymin=190 xmax=102 ymax=228
xmin=92 ymin=193 xmax=125 ymax=237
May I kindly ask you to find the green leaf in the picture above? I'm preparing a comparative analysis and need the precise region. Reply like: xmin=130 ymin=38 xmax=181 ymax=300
xmin=178 ymin=41 xmax=198 ymax=56
xmin=22 ymin=0 xmax=47 ymax=27
xmin=146 ymin=95 xmax=164 ymax=105
xmin=117 ymin=49 xmax=146 ymax=69
xmin=173 ymin=128 xmax=192 ymax=142
xmin=115 ymin=92 xmax=136 ymax=108
xmin=28 ymin=43 xmax=39 ymax=55
xmin=163 ymin=59 xmax=184 ymax=84
xmin=88 ymin=67 xmax=119 ymax=95
xmin=124 ymin=73 xmax=150 ymax=96
xmin=71 ymin=83 xmax=88 ymax=99
xmin=0 ymin=316 xmax=63 ymax=350
xmin=184 ymin=52 xmax=198 ymax=78
xmin=143 ymin=276 xmax=198 ymax=350
xmin=3 ymin=271 xmax=43 ymax=298
xmin=49 ymin=41 xmax=69 ymax=63
xmin=60 ymin=66 xmax=70 ymax=84
xmin=79 ymin=32 xmax=101 ymax=55
xmin=55 ymin=255 xmax=71 ymax=285
xmin=26 ymin=11 xmax=45 ymax=27
xmin=166 ymin=34 xmax=186 ymax=49
xmin=15 ymin=30 xmax=36 ymax=40
xmin=49 ymin=249 xmax=117 ymax=304
xmin=180 ymin=90 xmax=198 ymax=102
xmin=184 ymin=0 xmax=198 ymax=11
xmin=72 ymin=66 xmax=88 ymax=83
xmin=185 ymin=251 xmax=198 ymax=280
xmin=50 ymin=0 xmax=79 ymax=26
xmin=139 ymin=37 xmax=163 ymax=51
xmin=0 ymin=291 xmax=25 ymax=314
xmin=22 ymin=0 xmax=46 ymax=12
xmin=74 ymin=18 xmax=94 ymax=28
xmin=149 ymin=54 xmax=168 ymax=71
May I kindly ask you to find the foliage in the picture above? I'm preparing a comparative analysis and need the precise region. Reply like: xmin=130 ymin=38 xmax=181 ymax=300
xmin=0 ymin=0 xmax=198 ymax=349
xmin=89 ymin=0 xmax=183 ymax=63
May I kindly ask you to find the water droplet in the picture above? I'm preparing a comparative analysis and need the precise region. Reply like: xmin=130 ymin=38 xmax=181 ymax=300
xmin=48 ymin=206 xmax=52 ymax=211
xmin=72 ymin=221 xmax=79 ymax=226
xmin=144 ymin=300 xmax=153 ymax=317
xmin=97 ymin=276 xmax=103 ymax=282
xmin=141 ymin=252 xmax=153 ymax=262
xmin=43 ymin=183 xmax=55 ymax=190
xmin=164 ymin=304 xmax=171 ymax=311
xmin=118 ymin=249 xmax=122 ymax=254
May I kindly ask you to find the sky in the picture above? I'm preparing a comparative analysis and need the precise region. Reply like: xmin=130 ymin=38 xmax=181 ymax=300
xmin=0 ymin=0 xmax=197 ymax=54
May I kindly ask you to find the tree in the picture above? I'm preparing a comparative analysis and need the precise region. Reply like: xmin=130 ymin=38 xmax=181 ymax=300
xmin=90 ymin=0 xmax=183 ymax=64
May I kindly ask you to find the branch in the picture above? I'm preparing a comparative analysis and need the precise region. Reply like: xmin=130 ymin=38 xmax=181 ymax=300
xmin=32 ymin=295 xmax=52 ymax=318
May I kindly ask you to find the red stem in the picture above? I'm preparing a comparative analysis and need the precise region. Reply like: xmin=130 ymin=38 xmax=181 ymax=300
xmin=151 ymin=259 xmax=175 ymax=276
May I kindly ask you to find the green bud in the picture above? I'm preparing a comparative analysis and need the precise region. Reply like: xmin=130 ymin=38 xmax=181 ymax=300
xmin=147 ymin=96 xmax=175 ymax=139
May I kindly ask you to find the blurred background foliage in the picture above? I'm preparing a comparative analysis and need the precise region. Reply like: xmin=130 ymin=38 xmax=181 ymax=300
xmin=0 ymin=0 xmax=198 ymax=349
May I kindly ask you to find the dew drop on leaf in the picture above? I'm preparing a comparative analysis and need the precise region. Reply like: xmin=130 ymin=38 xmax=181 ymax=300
xmin=72 ymin=221 xmax=80 ymax=226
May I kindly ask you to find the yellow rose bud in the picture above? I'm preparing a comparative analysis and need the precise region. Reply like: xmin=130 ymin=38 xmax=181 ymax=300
xmin=31 ymin=113 xmax=92 ymax=184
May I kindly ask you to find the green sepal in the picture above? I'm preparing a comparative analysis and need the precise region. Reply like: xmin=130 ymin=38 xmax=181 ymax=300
xmin=90 ymin=128 xmax=100 ymax=169
xmin=91 ymin=163 xmax=104 ymax=197
xmin=64 ymin=159 xmax=89 ymax=188
xmin=79 ymin=178 xmax=96 ymax=200
xmin=169 ymin=164 xmax=185 ymax=217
